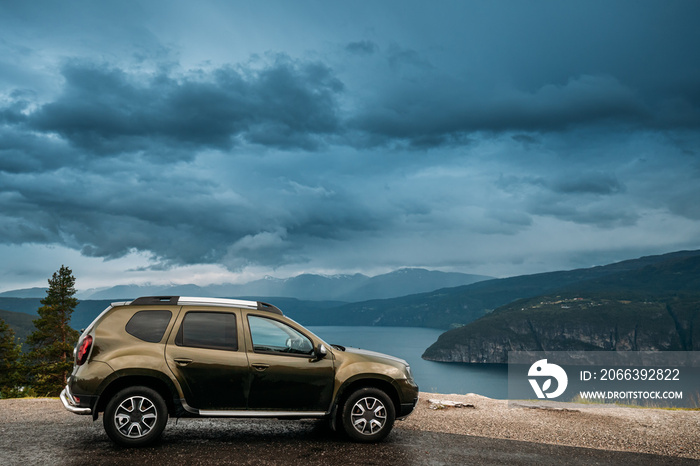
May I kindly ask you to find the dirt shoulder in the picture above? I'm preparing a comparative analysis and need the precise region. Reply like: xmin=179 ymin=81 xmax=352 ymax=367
xmin=1 ymin=394 xmax=698 ymax=461
xmin=400 ymin=392 xmax=700 ymax=460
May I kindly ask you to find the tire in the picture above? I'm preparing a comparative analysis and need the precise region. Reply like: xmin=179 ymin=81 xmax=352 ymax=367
xmin=103 ymin=386 xmax=168 ymax=447
xmin=341 ymin=387 xmax=395 ymax=442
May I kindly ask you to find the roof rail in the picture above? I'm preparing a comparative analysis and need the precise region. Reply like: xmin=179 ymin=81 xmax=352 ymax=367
xmin=178 ymin=297 xmax=260 ymax=310
xmin=257 ymin=301 xmax=283 ymax=315
xmin=128 ymin=296 xmax=283 ymax=315
xmin=130 ymin=296 xmax=179 ymax=306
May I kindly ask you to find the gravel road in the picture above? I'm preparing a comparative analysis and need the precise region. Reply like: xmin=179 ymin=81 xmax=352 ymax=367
xmin=405 ymin=393 xmax=700 ymax=460
xmin=1 ymin=395 xmax=698 ymax=465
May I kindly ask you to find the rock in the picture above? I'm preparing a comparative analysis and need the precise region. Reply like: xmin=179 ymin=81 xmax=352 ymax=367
xmin=428 ymin=399 xmax=476 ymax=409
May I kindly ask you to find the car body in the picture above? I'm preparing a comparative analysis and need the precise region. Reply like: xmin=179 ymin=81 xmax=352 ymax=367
xmin=60 ymin=296 xmax=418 ymax=446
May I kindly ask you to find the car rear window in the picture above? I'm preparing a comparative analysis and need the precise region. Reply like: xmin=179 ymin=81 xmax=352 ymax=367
xmin=175 ymin=311 xmax=238 ymax=351
xmin=125 ymin=310 xmax=173 ymax=343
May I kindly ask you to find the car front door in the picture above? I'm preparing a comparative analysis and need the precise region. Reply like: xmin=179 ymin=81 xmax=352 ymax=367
xmin=244 ymin=314 xmax=334 ymax=412
xmin=165 ymin=308 xmax=250 ymax=411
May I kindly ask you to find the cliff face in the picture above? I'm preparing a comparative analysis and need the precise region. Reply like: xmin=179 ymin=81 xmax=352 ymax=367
xmin=422 ymin=296 xmax=700 ymax=363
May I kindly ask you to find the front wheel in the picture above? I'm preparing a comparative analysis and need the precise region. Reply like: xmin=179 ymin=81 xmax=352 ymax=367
xmin=341 ymin=387 xmax=395 ymax=442
xmin=103 ymin=386 xmax=168 ymax=447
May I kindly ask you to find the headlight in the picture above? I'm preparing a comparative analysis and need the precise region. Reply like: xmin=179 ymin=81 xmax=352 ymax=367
xmin=405 ymin=364 xmax=414 ymax=382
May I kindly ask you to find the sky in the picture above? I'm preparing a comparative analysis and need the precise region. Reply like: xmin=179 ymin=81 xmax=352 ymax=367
xmin=1 ymin=0 xmax=699 ymax=292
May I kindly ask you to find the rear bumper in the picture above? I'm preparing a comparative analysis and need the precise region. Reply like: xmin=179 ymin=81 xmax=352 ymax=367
xmin=60 ymin=386 xmax=92 ymax=415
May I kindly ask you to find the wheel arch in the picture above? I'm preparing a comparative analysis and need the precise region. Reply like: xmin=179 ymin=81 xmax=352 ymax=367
xmin=334 ymin=375 xmax=401 ymax=418
xmin=95 ymin=370 xmax=181 ymax=418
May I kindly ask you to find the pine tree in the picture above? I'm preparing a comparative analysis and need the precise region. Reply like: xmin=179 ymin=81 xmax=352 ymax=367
xmin=24 ymin=265 xmax=80 ymax=396
xmin=0 ymin=318 xmax=22 ymax=398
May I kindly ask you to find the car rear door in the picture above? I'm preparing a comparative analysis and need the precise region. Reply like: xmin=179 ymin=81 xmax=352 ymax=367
xmin=164 ymin=307 xmax=250 ymax=411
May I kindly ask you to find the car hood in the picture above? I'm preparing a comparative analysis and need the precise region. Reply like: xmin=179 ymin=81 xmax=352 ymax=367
xmin=341 ymin=346 xmax=409 ymax=366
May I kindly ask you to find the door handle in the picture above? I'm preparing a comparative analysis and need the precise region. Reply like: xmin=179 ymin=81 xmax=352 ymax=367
xmin=251 ymin=363 xmax=270 ymax=371
xmin=174 ymin=358 xmax=193 ymax=366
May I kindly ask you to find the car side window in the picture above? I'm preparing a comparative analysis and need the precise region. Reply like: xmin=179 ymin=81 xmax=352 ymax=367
xmin=125 ymin=310 xmax=172 ymax=343
xmin=175 ymin=311 xmax=238 ymax=351
xmin=248 ymin=315 xmax=314 ymax=356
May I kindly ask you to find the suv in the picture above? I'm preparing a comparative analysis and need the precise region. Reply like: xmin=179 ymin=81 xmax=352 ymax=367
xmin=60 ymin=296 xmax=418 ymax=446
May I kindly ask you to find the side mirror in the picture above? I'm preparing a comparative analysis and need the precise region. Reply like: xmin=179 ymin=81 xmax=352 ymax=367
xmin=315 ymin=343 xmax=328 ymax=360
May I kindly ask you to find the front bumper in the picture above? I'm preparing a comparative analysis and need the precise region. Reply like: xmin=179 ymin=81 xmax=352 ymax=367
xmin=395 ymin=374 xmax=419 ymax=420
xmin=60 ymin=386 xmax=92 ymax=415
xmin=397 ymin=394 xmax=419 ymax=419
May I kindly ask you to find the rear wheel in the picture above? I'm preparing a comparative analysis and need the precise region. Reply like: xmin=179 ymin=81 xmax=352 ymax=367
xmin=341 ymin=387 xmax=395 ymax=442
xmin=103 ymin=386 xmax=168 ymax=447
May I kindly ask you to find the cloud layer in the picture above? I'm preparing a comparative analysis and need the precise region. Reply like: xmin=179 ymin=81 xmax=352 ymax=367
xmin=0 ymin=0 xmax=699 ymax=287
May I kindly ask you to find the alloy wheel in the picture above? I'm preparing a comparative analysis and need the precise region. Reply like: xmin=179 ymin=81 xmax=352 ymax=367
xmin=113 ymin=396 xmax=158 ymax=439
xmin=350 ymin=396 xmax=387 ymax=435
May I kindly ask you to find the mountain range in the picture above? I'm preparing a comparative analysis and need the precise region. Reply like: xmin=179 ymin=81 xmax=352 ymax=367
xmin=293 ymin=250 xmax=700 ymax=329
xmin=0 ymin=268 xmax=491 ymax=302
xmin=2 ymin=251 xmax=700 ymax=361
xmin=0 ymin=268 xmax=490 ymax=336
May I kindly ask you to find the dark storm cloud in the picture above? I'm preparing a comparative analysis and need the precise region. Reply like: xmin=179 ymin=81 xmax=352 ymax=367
xmin=0 ymin=53 xmax=385 ymax=270
xmin=531 ymin=201 xmax=640 ymax=229
xmin=3 ymin=49 xmax=695 ymax=158
xmin=386 ymin=44 xmax=433 ymax=71
xmin=0 ymin=155 xmax=386 ymax=269
xmin=12 ymin=56 xmax=344 ymax=156
xmin=511 ymin=134 xmax=540 ymax=145
xmin=0 ymin=126 xmax=75 ymax=173
xmin=495 ymin=170 xmax=633 ymax=228
xmin=0 ymin=89 xmax=33 ymax=125
xmin=1 ymin=0 xmax=699 ymax=281
xmin=549 ymin=172 xmax=624 ymax=195
xmin=350 ymin=74 xmax=655 ymax=148
xmin=345 ymin=40 xmax=378 ymax=55
xmin=0 ymin=173 xmax=244 ymax=266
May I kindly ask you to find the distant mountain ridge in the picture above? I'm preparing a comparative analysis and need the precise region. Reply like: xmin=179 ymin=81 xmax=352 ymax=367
xmin=48 ymin=268 xmax=491 ymax=302
xmin=3 ymin=251 xmax=700 ymax=357
xmin=300 ymin=250 xmax=700 ymax=329
xmin=0 ymin=267 xmax=491 ymax=336
xmin=0 ymin=287 xmax=48 ymax=298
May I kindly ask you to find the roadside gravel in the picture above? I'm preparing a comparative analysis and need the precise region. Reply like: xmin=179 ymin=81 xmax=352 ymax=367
xmin=1 ymin=394 xmax=698 ymax=461
xmin=400 ymin=392 xmax=700 ymax=460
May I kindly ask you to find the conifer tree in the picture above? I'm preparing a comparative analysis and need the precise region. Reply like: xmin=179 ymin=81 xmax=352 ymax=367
xmin=24 ymin=265 xmax=80 ymax=396
xmin=0 ymin=318 xmax=22 ymax=398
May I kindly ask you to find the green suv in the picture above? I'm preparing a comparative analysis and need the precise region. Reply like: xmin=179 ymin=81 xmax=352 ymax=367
xmin=60 ymin=296 xmax=418 ymax=446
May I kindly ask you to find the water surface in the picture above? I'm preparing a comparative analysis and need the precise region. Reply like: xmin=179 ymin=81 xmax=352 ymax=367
xmin=308 ymin=326 xmax=508 ymax=398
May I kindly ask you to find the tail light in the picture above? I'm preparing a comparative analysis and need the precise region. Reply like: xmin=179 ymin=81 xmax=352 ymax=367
xmin=76 ymin=335 xmax=93 ymax=366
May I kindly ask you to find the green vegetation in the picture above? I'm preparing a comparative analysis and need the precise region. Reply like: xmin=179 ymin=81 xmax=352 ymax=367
xmin=0 ymin=318 xmax=22 ymax=397
xmin=23 ymin=266 xmax=81 ymax=396
xmin=0 ymin=309 xmax=36 ymax=349
xmin=1 ymin=266 xmax=81 ymax=398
